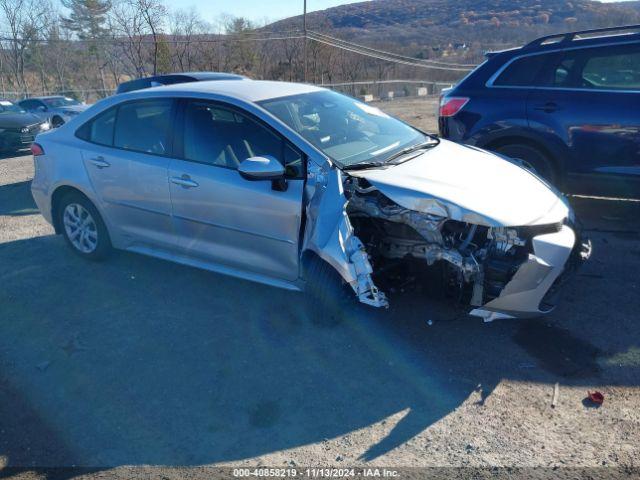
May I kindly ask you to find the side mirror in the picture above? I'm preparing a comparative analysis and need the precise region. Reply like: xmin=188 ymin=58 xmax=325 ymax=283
xmin=238 ymin=156 xmax=285 ymax=181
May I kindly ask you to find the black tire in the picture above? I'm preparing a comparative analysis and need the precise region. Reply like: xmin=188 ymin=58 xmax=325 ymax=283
xmin=51 ymin=116 xmax=65 ymax=128
xmin=494 ymin=143 xmax=557 ymax=184
xmin=56 ymin=192 xmax=112 ymax=261
xmin=304 ymin=255 xmax=357 ymax=327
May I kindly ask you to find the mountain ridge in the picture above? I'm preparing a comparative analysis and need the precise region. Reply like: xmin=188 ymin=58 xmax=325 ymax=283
xmin=267 ymin=0 xmax=640 ymax=57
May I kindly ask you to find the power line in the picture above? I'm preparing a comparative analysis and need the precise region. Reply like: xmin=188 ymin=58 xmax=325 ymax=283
xmin=308 ymin=30 xmax=477 ymax=68
xmin=307 ymin=33 xmax=473 ymax=71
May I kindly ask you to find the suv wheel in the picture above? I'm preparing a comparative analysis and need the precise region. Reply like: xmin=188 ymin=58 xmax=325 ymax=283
xmin=304 ymin=255 xmax=356 ymax=327
xmin=494 ymin=143 xmax=556 ymax=184
xmin=57 ymin=192 xmax=112 ymax=260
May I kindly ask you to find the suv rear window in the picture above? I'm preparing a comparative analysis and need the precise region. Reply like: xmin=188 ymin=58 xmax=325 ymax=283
xmin=493 ymin=54 xmax=549 ymax=87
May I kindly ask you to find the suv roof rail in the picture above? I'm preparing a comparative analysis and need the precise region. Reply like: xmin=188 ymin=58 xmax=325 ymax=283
xmin=115 ymin=72 xmax=247 ymax=94
xmin=523 ymin=24 xmax=640 ymax=50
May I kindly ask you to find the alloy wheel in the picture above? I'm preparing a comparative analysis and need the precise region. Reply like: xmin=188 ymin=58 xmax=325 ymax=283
xmin=63 ymin=203 xmax=98 ymax=254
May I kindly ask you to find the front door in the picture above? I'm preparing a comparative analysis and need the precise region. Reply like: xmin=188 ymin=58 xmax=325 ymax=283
xmin=168 ymin=100 xmax=305 ymax=281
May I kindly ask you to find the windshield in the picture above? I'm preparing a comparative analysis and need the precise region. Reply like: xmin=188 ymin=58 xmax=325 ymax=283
xmin=0 ymin=100 xmax=25 ymax=114
xmin=259 ymin=90 xmax=428 ymax=168
xmin=43 ymin=97 xmax=81 ymax=108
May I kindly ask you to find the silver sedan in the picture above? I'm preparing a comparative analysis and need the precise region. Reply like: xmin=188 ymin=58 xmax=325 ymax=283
xmin=30 ymin=79 xmax=590 ymax=322
xmin=19 ymin=96 xmax=88 ymax=128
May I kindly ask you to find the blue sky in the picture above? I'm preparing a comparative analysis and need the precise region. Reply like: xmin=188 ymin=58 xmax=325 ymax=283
xmin=164 ymin=0 xmax=368 ymax=24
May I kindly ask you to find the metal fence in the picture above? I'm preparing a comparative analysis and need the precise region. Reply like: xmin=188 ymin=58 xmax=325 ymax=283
xmin=0 ymin=79 xmax=454 ymax=104
xmin=319 ymin=79 xmax=454 ymax=100
xmin=1 ymin=89 xmax=115 ymax=103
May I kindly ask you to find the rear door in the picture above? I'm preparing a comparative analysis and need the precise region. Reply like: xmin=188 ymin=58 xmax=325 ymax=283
xmin=527 ymin=43 xmax=640 ymax=197
xmin=475 ymin=52 xmax=553 ymax=141
xmin=168 ymin=100 xmax=305 ymax=281
xmin=79 ymin=98 xmax=179 ymax=250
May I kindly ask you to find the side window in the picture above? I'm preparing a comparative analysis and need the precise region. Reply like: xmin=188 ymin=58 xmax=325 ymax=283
xmin=493 ymin=54 xmax=549 ymax=87
xmin=546 ymin=44 xmax=640 ymax=90
xmin=113 ymin=99 xmax=173 ymax=155
xmin=552 ymin=57 xmax=576 ymax=87
xmin=579 ymin=45 xmax=640 ymax=90
xmin=76 ymin=107 xmax=116 ymax=146
xmin=20 ymin=100 xmax=36 ymax=110
xmin=182 ymin=101 xmax=304 ymax=178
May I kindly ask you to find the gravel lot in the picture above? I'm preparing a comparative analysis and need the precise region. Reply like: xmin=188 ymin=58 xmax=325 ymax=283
xmin=1 ymin=103 xmax=639 ymax=475
xmin=371 ymin=97 xmax=440 ymax=133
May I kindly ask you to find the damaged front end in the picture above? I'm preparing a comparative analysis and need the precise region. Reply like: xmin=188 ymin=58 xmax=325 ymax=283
xmin=302 ymin=163 xmax=590 ymax=319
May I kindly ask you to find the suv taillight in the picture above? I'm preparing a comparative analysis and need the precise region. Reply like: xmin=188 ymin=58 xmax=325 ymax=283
xmin=31 ymin=143 xmax=44 ymax=156
xmin=439 ymin=96 xmax=469 ymax=117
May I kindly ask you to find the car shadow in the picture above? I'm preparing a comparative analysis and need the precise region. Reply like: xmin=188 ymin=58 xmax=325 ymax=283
xmin=0 ymin=199 xmax=638 ymax=474
xmin=0 ymin=180 xmax=38 ymax=216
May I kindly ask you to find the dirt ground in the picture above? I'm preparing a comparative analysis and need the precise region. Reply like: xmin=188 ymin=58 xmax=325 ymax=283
xmin=1 ymin=105 xmax=639 ymax=477
xmin=372 ymin=96 xmax=440 ymax=133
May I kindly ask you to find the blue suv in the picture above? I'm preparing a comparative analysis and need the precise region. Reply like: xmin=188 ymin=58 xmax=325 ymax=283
xmin=439 ymin=25 xmax=640 ymax=199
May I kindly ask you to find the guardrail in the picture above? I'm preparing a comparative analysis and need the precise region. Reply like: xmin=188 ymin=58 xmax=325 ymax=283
xmin=317 ymin=79 xmax=454 ymax=100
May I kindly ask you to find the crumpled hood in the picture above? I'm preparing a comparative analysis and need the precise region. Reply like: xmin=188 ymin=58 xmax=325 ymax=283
xmin=349 ymin=139 xmax=570 ymax=227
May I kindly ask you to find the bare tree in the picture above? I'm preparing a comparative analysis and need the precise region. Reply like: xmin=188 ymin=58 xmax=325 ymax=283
xmin=0 ymin=0 xmax=52 ymax=94
xmin=109 ymin=0 xmax=147 ymax=77
xmin=136 ymin=0 xmax=166 ymax=75
xmin=169 ymin=7 xmax=207 ymax=72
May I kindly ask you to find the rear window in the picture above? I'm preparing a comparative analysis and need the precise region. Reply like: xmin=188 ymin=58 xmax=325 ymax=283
xmin=493 ymin=54 xmax=550 ymax=87
xmin=76 ymin=107 xmax=116 ymax=146
xmin=113 ymin=100 xmax=173 ymax=155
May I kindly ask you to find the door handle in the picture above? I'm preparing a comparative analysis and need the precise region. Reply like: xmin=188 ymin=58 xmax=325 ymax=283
xmin=89 ymin=156 xmax=110 ymax=169
xmin=170 ymin=175 xmax=199 ymax=189
xmin=533 ymin=102 xmax=558 ymax=113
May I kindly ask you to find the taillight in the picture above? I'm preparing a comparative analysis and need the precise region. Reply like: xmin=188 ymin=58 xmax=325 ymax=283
xmin=31 ymin=143 xmax=44 ymax=156
xmin=439 ymin=96 xmax=469 ymax=117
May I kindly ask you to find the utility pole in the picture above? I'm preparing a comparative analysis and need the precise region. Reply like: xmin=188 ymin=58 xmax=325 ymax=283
xmin=303 ymin=0 xmax=308 ymax=83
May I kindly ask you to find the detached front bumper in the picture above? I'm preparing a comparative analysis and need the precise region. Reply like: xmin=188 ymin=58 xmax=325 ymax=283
xmin=471 ymin=223 xmax=591 ymax=321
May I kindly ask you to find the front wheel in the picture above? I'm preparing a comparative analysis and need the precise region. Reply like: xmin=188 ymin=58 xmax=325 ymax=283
xmin=494 ymin=143 xmax=557 ymax=185
xmin=57 ymin=192 xmax=112 ymax=261
xmin=304 ymin=255 xmax=357 ymax=327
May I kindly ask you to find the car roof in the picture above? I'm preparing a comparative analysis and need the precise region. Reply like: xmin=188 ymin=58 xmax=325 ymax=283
xmin=145 ymin=79 xmax=325 ymax=103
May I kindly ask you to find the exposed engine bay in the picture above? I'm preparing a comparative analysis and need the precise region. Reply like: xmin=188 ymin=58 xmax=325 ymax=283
xmin=301 ymin=142 xmax=590 ymax=320
xmin=339 ymin=175 xmax=583 ymax=320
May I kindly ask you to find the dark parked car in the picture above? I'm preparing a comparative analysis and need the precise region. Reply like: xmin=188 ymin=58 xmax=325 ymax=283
xmin=115 ymin=72 xmax=247 ymax=94
xmin=439 ymin=25 xmax=640 ymax=198
xmin=0 ymin=99 xmax=50 ymax=153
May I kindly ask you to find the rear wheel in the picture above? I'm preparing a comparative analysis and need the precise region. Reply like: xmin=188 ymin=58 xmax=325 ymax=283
xmin=494 ymin=143 xmax=557 ymax=185
xmin=57 ymin=192 xmax=112 ymax=261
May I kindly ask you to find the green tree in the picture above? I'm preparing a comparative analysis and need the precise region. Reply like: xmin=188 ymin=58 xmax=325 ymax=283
xmin=60 ymin=0 xmax=111 ymax=95
xmin=60 ymin=0 xmax=111 ymax=40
